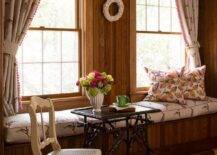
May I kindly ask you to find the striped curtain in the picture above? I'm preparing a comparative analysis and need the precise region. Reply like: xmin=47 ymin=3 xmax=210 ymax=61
xmin=176 ymin=0 xmax=201 ymax=69
xmin=3 ymin=0 xmax=40 ymax=116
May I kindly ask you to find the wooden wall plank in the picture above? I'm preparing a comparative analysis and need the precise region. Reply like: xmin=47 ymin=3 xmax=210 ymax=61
xmin=199 ymin=0 xmax=217 ymax=98
xmin=91 ymin=0 xmax=131 ymax=104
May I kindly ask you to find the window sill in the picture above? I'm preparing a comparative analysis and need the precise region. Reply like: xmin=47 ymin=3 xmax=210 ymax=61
xmin=19 ymin=96 xmax=89 ymax=113
xmin=130 ymin=90 xmax=148 ymax=102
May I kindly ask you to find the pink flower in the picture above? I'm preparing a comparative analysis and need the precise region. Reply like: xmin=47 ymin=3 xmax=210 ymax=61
xmin=90 ymin=78 xmax=98 ymax=87
xmin=93 ymin=70 xmax=101 ymax=77
xmin=95 ymin=76 xmax=104 ymax=81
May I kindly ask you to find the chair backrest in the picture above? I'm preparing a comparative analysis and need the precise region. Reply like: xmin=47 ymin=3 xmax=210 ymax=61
xmin=29 ymin=96 xmax=61 ymax=155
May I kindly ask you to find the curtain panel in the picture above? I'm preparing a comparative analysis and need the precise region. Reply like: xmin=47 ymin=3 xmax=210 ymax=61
xmin=176 ymin=0 xmax=201 ymax=69
xmin=3 ymin=0 xmax=40 ymax=116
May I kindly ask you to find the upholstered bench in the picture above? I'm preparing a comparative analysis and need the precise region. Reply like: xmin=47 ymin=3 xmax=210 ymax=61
xmin=4 ymin=109 xmax=84 ymax=143
xmin=139 ymin=97 xmax=217 ymax=122
xmin=4 ymin=97 xmax=217 ymax=144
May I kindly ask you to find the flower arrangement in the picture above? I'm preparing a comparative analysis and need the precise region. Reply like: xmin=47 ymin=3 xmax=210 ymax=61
xmin=76 ymin=71 xmax=114 ymax=97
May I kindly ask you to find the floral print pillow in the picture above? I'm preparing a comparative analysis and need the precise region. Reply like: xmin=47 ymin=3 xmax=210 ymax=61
xmin=144 ymin=67 xmax=183 ymax=82
xmin=144 ymin=68 xmax=185 ymax=104
xmin=181 ymin=66 xmax=206 ymax=100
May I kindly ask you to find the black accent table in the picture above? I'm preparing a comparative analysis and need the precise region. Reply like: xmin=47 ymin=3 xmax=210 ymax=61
xmin=71 ymin=105 xmax=160 ymax=155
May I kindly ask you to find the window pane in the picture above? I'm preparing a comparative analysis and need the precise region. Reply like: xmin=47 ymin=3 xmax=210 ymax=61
xmin=43 ymin=63 xmax=61 ymax=94
xmin=160 ymin=0 xmax=171 ymax=7
xmin=147 ymin=0 xmax=158 ymax=6
xmin=172 ymin=8 xmax=181 ymax=32
xmin=160 ymin=7 xmax=171 ymax=31
xmin=147 ymin=6 xmax=158 ymax=31
xmin=136 ymin=5 xmax=146 ymax=31
xmin=17 ymin=30 xmax=80 ymax=96
xmin=31 ymin=0 xmax=76 ymax=28
xmin=62 ymin=63 xmax=79 ymax=93
xmin=171 ymin=0 xmax=176 ymax=8
xmin=23 ymin=64 xmax=42 ymax=96
xmin=22 ymin=31 xmax=42 ymax=63
xmin=17 ymin=0 xmax=80 ymax=97
xmin=136 ymin=33 xmax=184 ymax=87
xmin=137 ymin=0 xmax=146 ymax=5
xmin=16 ymin=46 xmax=22 ymax=63
xmin=43 ymin=31 xmax=61 ymax=62
xmin=62 ymin=32 xmax=79 ymax=62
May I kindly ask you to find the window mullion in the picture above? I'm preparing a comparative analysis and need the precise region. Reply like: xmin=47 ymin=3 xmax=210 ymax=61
xmin=29 ymin=27 xmax=79 ymax=32
xmin=170 ymin=0 xmax=172 ymax=31
xmin=42 ymin=30 xmax=44 ymax=95
xmin=21 ymin=44 xmax=24 ymax=96
xmin=136 ymin=30 xmax=181 ymax=35
xmin=60 ymin=32 xmax=63 ymax=93
xmin=158 ymin=0 xmax=160 ymax=31
xmin=145 ymin=0 xmax=147 ymax=30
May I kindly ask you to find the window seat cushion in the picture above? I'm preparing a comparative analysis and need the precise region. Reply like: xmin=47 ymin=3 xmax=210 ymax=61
xmin=4 ymin=109 xmax=83 ymax=144
xmin=4 ymin=97 xmax=217 ymax=144
xmin=137 ymin=97 xmax=217 ymax=122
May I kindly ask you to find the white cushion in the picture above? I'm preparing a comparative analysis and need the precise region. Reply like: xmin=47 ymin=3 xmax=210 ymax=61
xmin=4 ymin=110 xmax=82 ymax=143
xmin=136 ymin=97 xmax=217 ymax=122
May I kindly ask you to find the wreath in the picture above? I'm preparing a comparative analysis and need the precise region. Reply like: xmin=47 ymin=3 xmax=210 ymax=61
xmin=103 ymin=0 xmax=124 ymax=22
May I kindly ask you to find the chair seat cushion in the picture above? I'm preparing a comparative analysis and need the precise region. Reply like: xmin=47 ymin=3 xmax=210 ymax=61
xmin=48 ymin=149 xmax=101 ymax=155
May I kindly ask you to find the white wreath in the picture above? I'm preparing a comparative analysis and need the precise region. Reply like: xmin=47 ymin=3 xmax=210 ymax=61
xmin=103 ymin=0 xmax=124 ymax=22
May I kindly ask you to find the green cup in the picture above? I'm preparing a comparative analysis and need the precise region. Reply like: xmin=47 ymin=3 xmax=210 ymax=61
xmin=116 ymin=95 xmax=130 ymax=107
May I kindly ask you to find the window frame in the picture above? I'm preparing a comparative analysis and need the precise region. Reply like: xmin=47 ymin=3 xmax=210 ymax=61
xmin=20 ymin=0 xmax=83 ymax=101
xmin=130 ymin=0 xmax=183 ymax=97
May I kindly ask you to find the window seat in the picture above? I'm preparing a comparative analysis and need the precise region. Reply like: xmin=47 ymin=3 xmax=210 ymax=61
xmin=4 ymin=109 xmax=84 ymax=144
xmin=4 ymin=97 xmax=217 ymax=144
xmin=137 ymin=97 xmax=217 ymax=122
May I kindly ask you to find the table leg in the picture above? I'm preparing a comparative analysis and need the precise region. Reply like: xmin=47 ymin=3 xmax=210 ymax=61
xmin=132 ymin=114 xmax=152 ymax=155
xmin=108 ymin=123 xmax=123 ymax=153
xmin=144 ymin=113 xmax=152 ymax=155
xmin=102 ymin=123 xmax=109 ymax=155
xmin=83 ymin=116 xmax=88 ymax=147
xmin=126 ymin=117 xmax=131 ymax=155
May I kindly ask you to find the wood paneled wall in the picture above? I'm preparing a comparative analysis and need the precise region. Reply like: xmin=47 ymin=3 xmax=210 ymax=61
xmin=90 ymin=0 xmax=131 ymax=103
xmin=199 ymin=0 xmax=217 ymax=98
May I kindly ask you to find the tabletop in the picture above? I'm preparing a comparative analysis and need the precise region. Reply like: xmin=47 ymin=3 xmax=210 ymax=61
xmin=71 ymin=105 xmax=161 ymax=120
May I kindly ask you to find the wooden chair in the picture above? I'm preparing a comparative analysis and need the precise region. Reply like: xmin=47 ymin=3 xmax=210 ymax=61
xmin=28 ymin=96 xmax=101 ymax=155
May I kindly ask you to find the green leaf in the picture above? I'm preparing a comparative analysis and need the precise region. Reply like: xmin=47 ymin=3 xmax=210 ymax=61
xmin=87 ymin=88 xmax=99 ymax=97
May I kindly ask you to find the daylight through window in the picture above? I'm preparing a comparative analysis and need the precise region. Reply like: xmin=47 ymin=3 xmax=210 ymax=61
xmin=136 ymin=0 xmax=184 ymax=88
xmin=17 ymin=0 xmax=80 ymax=97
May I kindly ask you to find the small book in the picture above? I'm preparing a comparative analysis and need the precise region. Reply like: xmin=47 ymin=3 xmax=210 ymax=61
xmin=109 ymin=104 xmax=135 ymax=113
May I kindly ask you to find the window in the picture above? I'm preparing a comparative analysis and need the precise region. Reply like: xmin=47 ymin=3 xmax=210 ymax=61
xmin=17 ymin=0 xmax=81 ymax=98
xmin=136 ymin=0 xmax=184 ymax=88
